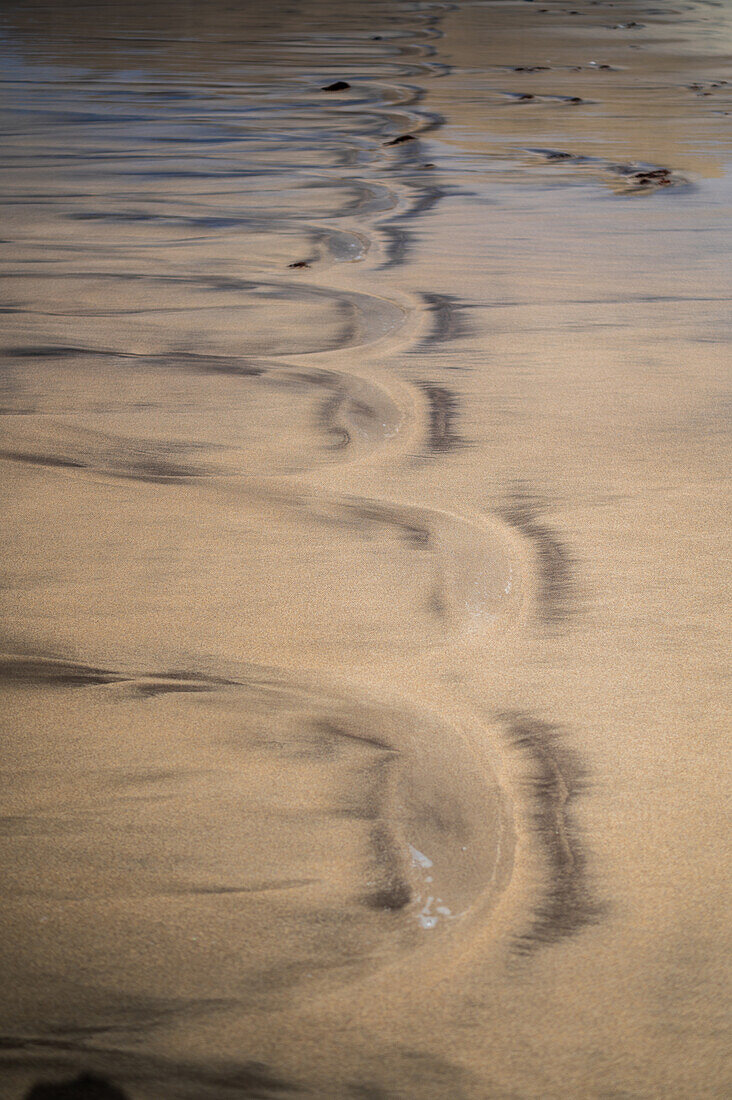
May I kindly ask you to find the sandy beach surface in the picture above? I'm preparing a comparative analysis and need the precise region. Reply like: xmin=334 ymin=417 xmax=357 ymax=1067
xmin=0 ymin=0 xmax=730 ymax=1096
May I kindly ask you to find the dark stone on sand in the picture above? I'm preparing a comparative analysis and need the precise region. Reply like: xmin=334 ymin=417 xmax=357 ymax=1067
xmin=516 ymin=93 xmax=535 ymax=100
xmin=24 ymin=1074 xmax=129 ymax=1100
xmin=384 ymin=134 xmax=415 ymax=146
xmin=631 ymin=168 xmax=673 ymax=187
xmin=612 ymin=165 xmax=673 ymax=190
xmin=321 ymin=80 xmax=350 ymax=92
xmin=288 ymin=260 xmax=310 ymax=268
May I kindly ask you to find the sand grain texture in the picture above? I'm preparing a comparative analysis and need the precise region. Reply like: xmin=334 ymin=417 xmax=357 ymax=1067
xmin=0 ymin=0 xmax=730 ymax=1097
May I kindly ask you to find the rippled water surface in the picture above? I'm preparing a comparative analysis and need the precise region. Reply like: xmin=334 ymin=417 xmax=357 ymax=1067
xmin=0 ymin=1 xmax=730 ymax=1096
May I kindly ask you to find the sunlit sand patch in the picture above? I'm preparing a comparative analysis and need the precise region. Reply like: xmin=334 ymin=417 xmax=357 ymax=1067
xmin=0 ymin=665 xmax=509 ymax=1032
xmin=0 ymin=0 xmax=729 ymax=1094
xmin=0 ymin=354 xmax=411 ymax=476
xmin=0 ymin=469 xmax=521 ymax=664
xmin=0 ymin=273 xmax=405 ymax=358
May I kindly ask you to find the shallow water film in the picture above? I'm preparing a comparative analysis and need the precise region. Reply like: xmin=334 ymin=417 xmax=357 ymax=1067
xmin=0 ymin=0 xmax=730 ymax=1097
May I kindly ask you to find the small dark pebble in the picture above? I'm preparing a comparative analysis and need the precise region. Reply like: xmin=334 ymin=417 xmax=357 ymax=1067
xmin=288 ymin=260 xmax=310 ymax=269
xmin=634 ymin=169 xmax=671 ymax=182
xmin=568 ymin=96 xmax=583 ymax=103
xmin=421 ymin=163 xmax=436 ymax=169
xmin=322 ymin=81 xmax=350 ymax=92
xmin=384 ymin=134 xmax=415 ymax=146
xmin=516 ymin=93 xmax=535 ymax=100
xmin=623 ymin=167 xmax=674 ymax=189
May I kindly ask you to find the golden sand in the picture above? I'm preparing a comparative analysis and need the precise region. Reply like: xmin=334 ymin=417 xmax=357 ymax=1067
xmin=0 ymin=1 xmax=730 ymax=1096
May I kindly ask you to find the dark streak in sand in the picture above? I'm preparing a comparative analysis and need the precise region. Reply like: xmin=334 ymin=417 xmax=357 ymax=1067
xmin=344 ymin=499 xmax=431 ymax=548
xmin=377 ymin=178 xmax=446 ymax=267
xmin=0 ymin=345 xmax=94 ymax=360
xmin=399 ymin=181 xmax=447 ymax=223
xmin=379 ymin=224 xmax=410 ymax=266
xmin=496 ymin=711 xmax=601 ymax=954
xmin=0 ymin=655 xmax=122 ymax=687
xmin=0 ymin=450 xmax=87 ymax=471
xmin=0 ymin=654 xmax=236 ymax=694
xmin=315 ymin=719 xmax=397 ymax=756
xmin=497 ymin=486 xmax=576 ymax=625
xmin=416 ymin=382 xmax=465 ymax=453
xmin=317 ymin=387 xmax=351 ymax=450
xmin=362 ymin=821 xmax=412 ymax=912
xmin=123 ymin=680 xmax=217 ymax=698
xmin=419 ymin=292 xmax=470 ymax=345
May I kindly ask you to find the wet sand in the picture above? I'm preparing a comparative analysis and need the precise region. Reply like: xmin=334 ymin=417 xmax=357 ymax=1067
xmin=0 ymin=0 xmax=730 ymax=1096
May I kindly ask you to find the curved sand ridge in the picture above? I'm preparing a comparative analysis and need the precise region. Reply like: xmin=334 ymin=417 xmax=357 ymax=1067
xmin=0 ymin=656 xmax=513 ymax=1013
xmin=0 ymin=273 xmax=406 ymax=357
